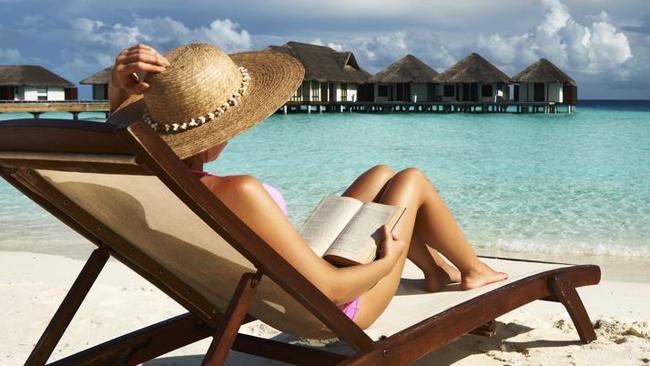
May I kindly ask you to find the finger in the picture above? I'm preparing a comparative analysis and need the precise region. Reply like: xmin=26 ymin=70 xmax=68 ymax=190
xmin=128 ymin=43 xmax=154 ymax=53
xmin=120 ymin=48 xmax=169 ymax=64
xmin=119 ymin=61 xmax=166 ymax=75
xmin=124 ymin=82 xmax=149 ymax=95
xmin=121 ymin=53 xmax=169 ymax=67
xmin=382 ymin=225 xmax=392 ymax=242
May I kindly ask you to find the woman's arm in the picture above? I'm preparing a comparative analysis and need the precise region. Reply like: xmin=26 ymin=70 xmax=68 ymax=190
xmin=109 ymin=44 xmax=169 ymax=112
xmin=203 ymin=175 xmax=403 ymax=305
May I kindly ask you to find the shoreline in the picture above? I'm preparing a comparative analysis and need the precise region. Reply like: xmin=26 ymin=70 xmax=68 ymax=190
xmin=1 ymin=250 xmax=649 ymax=365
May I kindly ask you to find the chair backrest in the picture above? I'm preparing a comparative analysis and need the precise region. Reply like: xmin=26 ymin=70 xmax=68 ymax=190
xmin=0 ymin=120 xmax=372 ymax=347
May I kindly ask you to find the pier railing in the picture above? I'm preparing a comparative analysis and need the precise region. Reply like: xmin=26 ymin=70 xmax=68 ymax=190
xmin=0 ymin=100 xmax=110 ymax=119
xmin=281 ymin=101 xmax=575 ymax=114
xmin=0 ymin=99 xmax=576 ymax=119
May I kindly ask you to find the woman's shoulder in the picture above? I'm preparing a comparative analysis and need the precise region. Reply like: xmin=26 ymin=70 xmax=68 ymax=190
xmin=200 ymin=174 xmax=262 ymax=194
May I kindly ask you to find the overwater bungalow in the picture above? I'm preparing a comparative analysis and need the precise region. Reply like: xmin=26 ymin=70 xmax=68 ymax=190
xmin=368 ymin=54 xmax=438 ymax=102
xmin=268 ymin=42 xmax=372 ymax=105
xmin=434 ymin=53 xmax=510 ymax=103
xmin=0 ymin=65 xmax=77 ymax=101
xmin=80 ymin=67 xmax=111 ymax=100
xmin=511 ymin=58 xmax=577 ymax=109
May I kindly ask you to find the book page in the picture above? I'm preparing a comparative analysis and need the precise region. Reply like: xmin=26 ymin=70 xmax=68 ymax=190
xmin=298 ymin=196 xmax=362 ymax=257
xmin=324 ymin=202 xmax=402 ymax=265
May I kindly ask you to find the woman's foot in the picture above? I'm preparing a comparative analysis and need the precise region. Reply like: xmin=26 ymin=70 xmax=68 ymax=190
xmin=461 ymin=261 xmax=508 ymax=290
xmin=423 ymin=265 xmax=461 ymax=292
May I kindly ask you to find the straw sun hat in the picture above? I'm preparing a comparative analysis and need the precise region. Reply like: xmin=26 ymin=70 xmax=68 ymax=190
xmin=109 ymin=43 xmax=304 ymax=160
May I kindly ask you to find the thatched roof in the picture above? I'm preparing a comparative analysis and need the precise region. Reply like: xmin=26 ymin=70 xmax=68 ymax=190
xmin=0 ymin=65 xmax=75 ymax=87
xmin=369 ymin=55 xmax=438 ymax=83
xmin=512 ymin=58 xmax=575 ymax=86
xmin=80 ymin=67 xmax=111 ymax=85
xmin=267 ymin=42 xmax=370 ymax=83
xmin=435 ymin=53 xmax=510 ymax=84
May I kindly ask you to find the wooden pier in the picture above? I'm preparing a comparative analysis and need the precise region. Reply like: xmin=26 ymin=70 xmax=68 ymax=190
xmin=0 ymin=100 xmax=576 ymax=120
xmin=0 ymin=101 xmax=110 ymax=119
xmin=280 ymin=101 xmax=575 ymax=114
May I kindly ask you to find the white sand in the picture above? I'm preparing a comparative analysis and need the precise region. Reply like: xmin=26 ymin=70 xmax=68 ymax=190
xmin=1 ymin=251 xmax=649 ymax=365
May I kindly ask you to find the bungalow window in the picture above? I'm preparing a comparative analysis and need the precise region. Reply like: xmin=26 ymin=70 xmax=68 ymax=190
xmin=291 ymin=83 xmax=302 ymax=101
xmin=310 ymin=81 xmax=320 ymax=102
xmin=341 ymin=83 xmax=347 ymax=101
xmin=378 ymin=85 xmax=389 ymax=97
xmin=37 ymin=87 xmax=47 ymax=101
xmin=481 ymin=85 xmax=493 ymax=97
xmin=443 ymin=85 xmax=454 ymax=97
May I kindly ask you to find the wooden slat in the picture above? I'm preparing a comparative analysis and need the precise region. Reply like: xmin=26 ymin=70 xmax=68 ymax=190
xmin=47 ymin=313 xmax=212 ymax=366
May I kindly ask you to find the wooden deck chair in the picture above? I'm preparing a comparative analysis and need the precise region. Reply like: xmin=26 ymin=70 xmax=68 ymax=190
xmin=0 ymin=119 xmax=601 ymax=366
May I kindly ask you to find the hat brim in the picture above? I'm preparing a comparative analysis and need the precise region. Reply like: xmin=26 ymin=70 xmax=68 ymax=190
xmin=108 ymin=50 xmax=304 ymax=160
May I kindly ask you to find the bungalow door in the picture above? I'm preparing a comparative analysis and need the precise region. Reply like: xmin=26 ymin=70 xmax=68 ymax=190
xmin=470 ymin=83 xmax=479 ymax=101
xmin=534 ymin=83 xmax=545 ymax=102
xmin=329 ymin=83 xmax=336 ymax=102
xmin=321 ymin=83 xmax=329 ymax=102
xmin=462 ymin=83 xmax=470 ymax=101
xmin=0 ymin=86 xmax=15 ymax=100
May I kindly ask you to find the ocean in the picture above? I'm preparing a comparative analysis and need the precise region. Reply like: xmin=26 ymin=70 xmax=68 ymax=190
xmin=1 ymin=101 xmax=649 ymax=259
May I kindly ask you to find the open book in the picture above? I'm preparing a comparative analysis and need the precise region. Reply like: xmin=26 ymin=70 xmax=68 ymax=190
xmin=299 ymin=196 xmax=405 ymax=267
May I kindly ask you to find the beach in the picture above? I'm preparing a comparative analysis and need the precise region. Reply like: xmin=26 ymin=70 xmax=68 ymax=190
xmin=1 ymin=102 xmax=649 ymax=364
xmin=2 ymin=250 xmax=649 ymax=365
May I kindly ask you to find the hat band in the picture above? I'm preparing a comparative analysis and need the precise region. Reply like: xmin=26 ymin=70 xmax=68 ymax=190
xmin=142 ymin=66 xmax=251 ymax=133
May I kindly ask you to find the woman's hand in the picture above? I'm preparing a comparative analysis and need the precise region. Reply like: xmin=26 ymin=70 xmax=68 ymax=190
xmin=109 ymin=44 xmax=169 ymax=111
xmin=376 ymin=225 xmax=404 ymax=266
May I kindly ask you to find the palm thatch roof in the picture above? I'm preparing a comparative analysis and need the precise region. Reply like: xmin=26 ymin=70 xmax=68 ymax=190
xmin=369 ymin=55 xmax=438 ymax=83
xmin=512 ymin=58 xmax=575 ymax=86
xmin=435 ymin=53 xmax=510 ymax=84
xmin=0 ymin=65 xmax=74 ymax=87
xmin=80 ymin=67 xmax=111 ymax=85
xmin=267 ymin=42 xmax=370 ymax=83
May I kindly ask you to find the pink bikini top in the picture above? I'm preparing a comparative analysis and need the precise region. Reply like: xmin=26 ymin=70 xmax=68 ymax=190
xmin=191 ymin=170 xmax=288 ymax=215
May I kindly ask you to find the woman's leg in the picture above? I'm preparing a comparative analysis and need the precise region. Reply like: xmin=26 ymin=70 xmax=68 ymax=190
xmin=343 ymin=165 xmax=461 ymax=292
xmin=354 ymin=168 xmax=507 ymax=328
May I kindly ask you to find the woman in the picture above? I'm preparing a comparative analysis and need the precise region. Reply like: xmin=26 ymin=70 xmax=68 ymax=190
xmin=109 ymin=43 xmax=507 ymax=329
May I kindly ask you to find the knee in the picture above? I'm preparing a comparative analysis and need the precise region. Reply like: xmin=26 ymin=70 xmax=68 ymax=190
xmin=396 ymin=167 xmax=424 ymax=181
xmin=368 ymin=164 xmax=395 ymax=181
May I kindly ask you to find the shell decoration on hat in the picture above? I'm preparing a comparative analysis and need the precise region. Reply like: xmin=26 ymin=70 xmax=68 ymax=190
xmin=142 ymin=66 xmax=251 ymax=133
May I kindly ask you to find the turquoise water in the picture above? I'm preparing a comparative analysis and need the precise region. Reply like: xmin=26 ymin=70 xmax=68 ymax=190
xmin=1 ymin=104 xmax=649 ymax=258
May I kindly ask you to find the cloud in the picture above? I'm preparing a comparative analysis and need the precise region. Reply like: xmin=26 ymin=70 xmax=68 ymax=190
xmin=71 ymin=16 xmax=252 ymax=53
xmin=311 ymin=31 xmax=458 ymax=73
xmin=477 ymin=0 xmax=632 ymax=77
xmin=63 ymin=16 xmax=253 ymax=85
xmin=0 ymin=48 xmax=22 ymax=63
xmin=310 ymin=38 xmax=344 ymax=52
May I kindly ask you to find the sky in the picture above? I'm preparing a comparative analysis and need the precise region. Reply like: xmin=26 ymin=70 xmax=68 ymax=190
xmin=0 ymin=0 xmax=648 ymax=99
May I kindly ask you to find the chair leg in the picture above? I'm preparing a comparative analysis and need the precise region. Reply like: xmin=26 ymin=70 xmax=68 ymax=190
xmin=469 ymin=320 xmax=497 ymax=337
xmin=202 ymin=272 xmax=262 ymax=366
xmin=549 ymin=276 xmax=597 ymax=343
xmin=26 ymin=249 xmax=109 ymax=366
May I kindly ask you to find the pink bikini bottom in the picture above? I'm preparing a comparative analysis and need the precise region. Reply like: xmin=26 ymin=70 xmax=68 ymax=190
xmin=340 ymin=298 xmax=360 ymax=320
